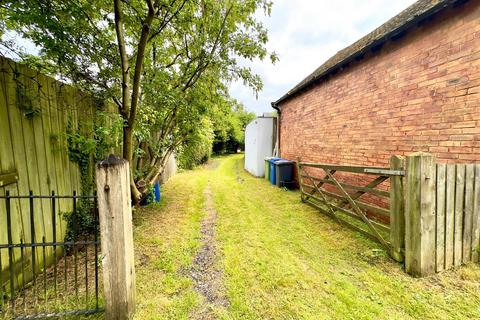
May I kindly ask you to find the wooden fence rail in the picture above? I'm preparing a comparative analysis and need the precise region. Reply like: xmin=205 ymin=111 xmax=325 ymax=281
xmin=297 ymin=152 xmax=480 ymax=277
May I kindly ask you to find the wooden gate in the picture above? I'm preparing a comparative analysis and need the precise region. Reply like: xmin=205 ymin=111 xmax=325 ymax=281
xmin=297 ymin=156 xmax=405 ymax=260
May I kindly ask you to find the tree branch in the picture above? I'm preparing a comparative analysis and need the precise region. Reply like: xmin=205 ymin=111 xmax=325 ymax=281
xmin=146 ymin=0 xmax=155 ymax=12
xmin=128 ymin=1 xmax=156 ymax=127
xmin=147 ymin=0 xmax=187 ymax=43
xmin=114 ymin=0 xmax=130 ymax=118
xmin=181 ymin=5 xmax=233 ymax=91
xmin=146 ymin=134 xmax=186 ymax=185
xmin=112 ymin=96 xmax=122 ymax=111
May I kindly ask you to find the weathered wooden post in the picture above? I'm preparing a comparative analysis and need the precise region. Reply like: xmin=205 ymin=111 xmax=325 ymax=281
xmin=96 ymin=155 xmax=136 ymax=319
xmin=297 ymin=158 xmax=305 ymax=202
xmin=404 ymin=152 xmax=436 ymax=277
xmin=389 ymin=155 xmax=405 ymax=262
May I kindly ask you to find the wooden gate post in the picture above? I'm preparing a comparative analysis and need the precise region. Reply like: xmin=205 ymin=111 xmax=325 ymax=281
xmin=405 ymin=152 xmax=436 ymax=277
xmin=297 ymin=158 xmax=305 ymax=202
xmin=96 ymin=155 xmax=136 ymax=319
xmin=390 ymin=155 xmax=405 ymax=262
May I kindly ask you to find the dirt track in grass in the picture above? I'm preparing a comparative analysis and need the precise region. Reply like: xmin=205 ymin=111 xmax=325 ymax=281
xmin=188 ymin=184 xmax=229 ymax=319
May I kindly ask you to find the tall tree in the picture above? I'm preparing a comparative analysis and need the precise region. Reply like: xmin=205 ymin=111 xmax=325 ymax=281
xmin=1 ymin=0 xmax=276 ymax=202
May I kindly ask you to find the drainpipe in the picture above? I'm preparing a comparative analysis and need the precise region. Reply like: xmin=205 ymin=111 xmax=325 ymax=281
xmin=271 ymin=102 xmax=280 ymax=157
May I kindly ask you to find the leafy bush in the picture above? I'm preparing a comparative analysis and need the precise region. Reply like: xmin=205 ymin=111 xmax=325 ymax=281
xmin=212 ymin=101 xmax=255 ymax=154
xmin=177 ymin=117 xmax=214 ymax=169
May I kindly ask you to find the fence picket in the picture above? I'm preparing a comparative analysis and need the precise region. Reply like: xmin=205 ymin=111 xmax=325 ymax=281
xmin=472 ymin=165 xmax=480 ymax=263
xmin=0 ymin=56 xmax=14 ymax=277
xmin=454 ymin=164 xmax=465 ymax=266
xmin=445 ymin=164 xmax=456 ymax=269
xmin=390 ymin=155 xmax=405 ymax=262
xmin=463 ymin=164 xmax=475 ymax=263
xmin=436 ymin=164 xmax=446 ymax=272
xmin=2 ymin=59 xmax=30 ymax=286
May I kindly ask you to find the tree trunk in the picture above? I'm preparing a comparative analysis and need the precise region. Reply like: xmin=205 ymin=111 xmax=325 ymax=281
xmin=123 ymin=126 xmax=133 ymax=163
xmin=123 ymin=125 xmax=142 ymax=204
xmin=136 ymin=141 xmax=147 ymax=171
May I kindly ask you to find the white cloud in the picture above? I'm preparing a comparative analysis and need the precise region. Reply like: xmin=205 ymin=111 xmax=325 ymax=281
xmin=230 ymin=0 xmax=417 ymax=115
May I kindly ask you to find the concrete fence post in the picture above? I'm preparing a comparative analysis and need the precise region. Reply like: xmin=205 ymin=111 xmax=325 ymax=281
xmin=389 ymin=155 xmax=405 ymax=262
xmin=96 ymin=155 xmax=136 ymax=319
xmin=404 ymin=152 xmax=436 ymax=277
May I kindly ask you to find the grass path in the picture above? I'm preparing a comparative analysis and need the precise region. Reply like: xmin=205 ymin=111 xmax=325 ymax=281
xmin=134 ymin=154 xmax=480 ymax=319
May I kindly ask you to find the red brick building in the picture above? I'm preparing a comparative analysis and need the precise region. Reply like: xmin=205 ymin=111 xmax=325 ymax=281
xmin=273 ymin=0 xmax=480 ymax=167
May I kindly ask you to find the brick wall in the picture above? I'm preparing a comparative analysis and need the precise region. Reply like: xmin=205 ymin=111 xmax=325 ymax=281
xmin=279 ymin=1 xmax=480 ymax=169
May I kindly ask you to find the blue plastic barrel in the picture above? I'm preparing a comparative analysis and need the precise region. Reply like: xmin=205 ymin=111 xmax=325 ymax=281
xmin=269 ymin=158 xmax=282 ymax=185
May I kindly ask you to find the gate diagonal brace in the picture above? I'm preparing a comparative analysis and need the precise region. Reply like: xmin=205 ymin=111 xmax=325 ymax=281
xmin=302 ymin=169 xmax=336 ymax=201
xmin=324 ymin=169 xmax=391 ymax=250
xmin=337 ymin=175 xmax=389 ymax=208
xmin=301 ymin=170 xmax=341 ymax=221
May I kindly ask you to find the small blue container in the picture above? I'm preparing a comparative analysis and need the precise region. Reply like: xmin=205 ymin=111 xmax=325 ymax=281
xmin=154 ymin=181 xmax=161 ymax=202
xmin=269 ymin=158 xmax=282 ymax=185
xmin=140 ymin=181 xmax=161 ymax=205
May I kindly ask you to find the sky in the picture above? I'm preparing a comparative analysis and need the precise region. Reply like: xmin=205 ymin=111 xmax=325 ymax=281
xmin=229 ymin=0 xmax=417 ymax=116
xmin=4 ymin=0 xmax=417 ymax=116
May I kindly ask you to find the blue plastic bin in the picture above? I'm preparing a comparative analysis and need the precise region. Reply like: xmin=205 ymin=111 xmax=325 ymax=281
xmin=140 ymin=181 xmax=161 ymax=205
xmin=269 ymin=157 xmax=282 ymax=185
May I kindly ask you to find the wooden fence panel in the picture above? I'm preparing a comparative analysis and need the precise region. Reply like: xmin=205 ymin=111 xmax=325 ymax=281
xmin=58 ymin=84 xmax=72 ymax=241
xmin=434 ymin=162 xmax=480 ymax=272
xmin=57 ymin=84 xmax=73 ymax=218
xmin=0 ymin=56 xmax=115 ymax=289
xmin=38 ymin=73 xmax=58 ymax=246
xmin=23 ymin=65 xmax=50 ymax=249
xmin=47 ymin=77 xmax=68 ymax=220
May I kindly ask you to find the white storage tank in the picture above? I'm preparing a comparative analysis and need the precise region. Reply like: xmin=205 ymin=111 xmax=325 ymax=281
xmin=244 ymin=116 xmax=276 ymax=177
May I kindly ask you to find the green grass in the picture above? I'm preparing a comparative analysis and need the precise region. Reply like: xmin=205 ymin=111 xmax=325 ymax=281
xmin=133 ymin=165 xmax=209 ymax=319
xmin=134 ymin=154 xmax=480 ymax=319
